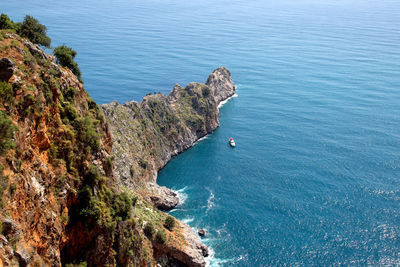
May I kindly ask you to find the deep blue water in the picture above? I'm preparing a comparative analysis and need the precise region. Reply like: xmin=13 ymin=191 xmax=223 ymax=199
xmin=3 ymin=0 xmax=400 ymax=265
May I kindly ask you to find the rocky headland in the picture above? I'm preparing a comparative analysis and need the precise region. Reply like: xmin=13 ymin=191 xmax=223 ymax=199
xmin=101 ymin=66 xmax=235 ymax=210
xmin=0 ymin=28 xmax=235 ymax=267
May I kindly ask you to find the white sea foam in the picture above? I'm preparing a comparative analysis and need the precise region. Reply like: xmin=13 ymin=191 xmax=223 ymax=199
xmin=205 ymin=246 xmax=245 ymax=267
xmin=217 ymin=93 xmax=238 ymax=109
xmin=181 ymin=217 xmax=194 ymax=224
xmin=194 ymin=135 xmax=209 ymax=145
xmin=206 ymin=188 xmax=215 ymax=213
xmin=176 ymin=186 xmax=188 ymax=205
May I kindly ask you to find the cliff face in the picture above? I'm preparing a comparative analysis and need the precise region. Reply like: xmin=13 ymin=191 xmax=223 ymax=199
xmin=0 ymin=31 xmax=115 ymax=266
xmin=0 ymin=29 xmax=235 ymax=267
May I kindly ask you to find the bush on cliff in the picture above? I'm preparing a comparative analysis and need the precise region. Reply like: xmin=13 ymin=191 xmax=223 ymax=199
xmin=54 ymin=45 xmax=82 ymax=82
xmin=0 ymin=81 xmax=14 ymax=105
xmin=144 ymin=223 xmax=155 ymax=239
xmin=73 ymin=117 xmax=100 ymax=153
xmin=0 ymin=163 xmax=9 ymax=203
xmin=164 ymin=215 xmax=175 ymax=231
xmin=0 ymin=14 xmax=51 ymax=48
xmin=19 ymin=15 xmax=51 ymax=48
xmin=0 ymin=111 xmax=16 ymax=155
xmin=112 ymin=192 xmax=132 ymax=220
xmin=155 ymin=229 xmax=167 ymax=244
xmin=0 ymin=14 xmax=16 ymax=30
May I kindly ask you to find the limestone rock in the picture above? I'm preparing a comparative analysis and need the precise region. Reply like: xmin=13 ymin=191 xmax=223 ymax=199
xmin=148 ymin=183 xmax=180 ymax=211
xmin=14 ymin=245 xmax=32 ymax=267
xmin=2 ymin=219 xmax=21 ymax=239
xmin=0 ymin=58 xmax=15 ymax=82
xmin=206 ymin=66 xmax=236 ymax=103
xmin=197 ymin=229 xmax=207 ymax=237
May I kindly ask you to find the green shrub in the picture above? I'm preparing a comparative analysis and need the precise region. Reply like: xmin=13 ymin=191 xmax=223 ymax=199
xmin=63 ymin=87 xmax=76 ymax=102
xmin=131 ymin=195 xmax=138 ymax=207
xmin=10 ymin=40 xmax=19 ymax=47
xmin=61 ymin=102 xmax=78 ymax=123
xmin=0 ymin=81 xmax=14 ymax=105
xmin=19 ymin=15 xmax=51 ymax=48
xmin=73 ymin=117 xmax=100 ymax=153
xmin=54 ymin=45 xmax=82 ymax=81
xmin=144 ymin=223 xmax=155 ymax=239
xmin=84 ymin=165 xmax=102 ymax=187
xmin=0 ymin=164 xmax=9 ymax=200
xmin=155 ymin=229 xmax=167 ymax=244
xmin=112 ymin=192 xmax=132 ymax=220
xmin=0 ymin=14 xmax=15 ymax=30
xmin=17 ymin=94 xmax=35 ymax=117
xmin=0 ymin=111 xmax=16 ymax=155
xmin=202 ymin=86 xmax=211 ymax=97
xmin=164 ymin=216 xmax=176 ymax=231
xmin=139 ymin=159 xmax=147 ymax=169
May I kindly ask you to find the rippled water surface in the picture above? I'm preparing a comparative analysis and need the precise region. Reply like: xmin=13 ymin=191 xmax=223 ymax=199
xmin=3 ymin=0 xmax=400 ymax=265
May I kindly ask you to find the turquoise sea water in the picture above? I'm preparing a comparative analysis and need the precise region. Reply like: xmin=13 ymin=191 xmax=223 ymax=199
xmin=3 ymin=0 xmax=400 ymax=265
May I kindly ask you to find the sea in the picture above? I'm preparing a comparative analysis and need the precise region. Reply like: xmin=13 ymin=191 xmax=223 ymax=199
xmin=3 ymin=0 xmax=400 ymax=265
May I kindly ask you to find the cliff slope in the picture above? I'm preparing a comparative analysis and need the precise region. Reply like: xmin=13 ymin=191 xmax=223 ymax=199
xmin=0 ymin=29 xmax=235 ymax=267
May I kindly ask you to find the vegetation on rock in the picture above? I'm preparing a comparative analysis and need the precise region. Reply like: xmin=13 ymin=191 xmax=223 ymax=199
xmin=0 ymin=14 xmax=51 ymax=48
xmin=0 ymin=110 xmax=15 ymax=155
xmin=164 ymin=215 xmax=176 ymax=231
xmin=54 ymin=45 xmax=82 ymax=82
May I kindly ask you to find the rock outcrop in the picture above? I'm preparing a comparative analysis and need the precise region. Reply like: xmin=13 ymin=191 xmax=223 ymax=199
xmin=0 ymin=57 xmax=15 ymax=82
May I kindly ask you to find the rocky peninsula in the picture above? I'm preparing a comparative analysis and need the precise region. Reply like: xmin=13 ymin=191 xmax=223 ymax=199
xmin=101 ymin=67 xmax=235 ymax=210
xmin=0 ymin=28 xmax=235 ymax=266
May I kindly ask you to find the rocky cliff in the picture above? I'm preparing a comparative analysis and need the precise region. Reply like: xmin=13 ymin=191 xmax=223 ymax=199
xmin=101 ymin=67 xmax=235 ymax=208
xmin=0 ymin=29 xmax=235 ymax=267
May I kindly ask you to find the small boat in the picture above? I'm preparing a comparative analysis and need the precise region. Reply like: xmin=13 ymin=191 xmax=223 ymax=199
xmin=229 ymin=137 xmax=236 ymax=147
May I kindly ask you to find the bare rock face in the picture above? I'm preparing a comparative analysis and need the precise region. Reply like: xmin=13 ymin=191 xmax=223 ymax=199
xmin=206 ymin=67 xmax=236 ymax=103
xmin=0 ymin=57 xmax=15 ymax=82
xmin=153 ymin=222 xmax=209 ymax=267
xmin=2 ymin=218 xmax=21 ymax=239
xmin=148 ymin=183 xmax=180 ymax=210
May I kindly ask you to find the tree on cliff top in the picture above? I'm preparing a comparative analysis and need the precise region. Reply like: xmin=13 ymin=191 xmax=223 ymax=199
xmin=54 ymin=45 xmax=82 ymax=82
xmin=19 ymin=15 xmax=51 ymax=48
xmin=0 ymin=14 xmax=15 ymax=30
xmin=0 ymin=14 xmax=51 ymax=48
